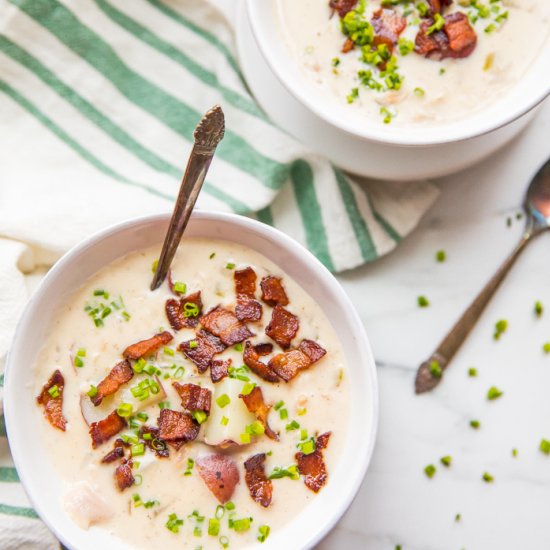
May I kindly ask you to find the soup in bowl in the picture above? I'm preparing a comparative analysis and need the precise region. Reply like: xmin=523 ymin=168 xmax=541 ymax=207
xmin=4 ymin=212 xmax=378 ymax=550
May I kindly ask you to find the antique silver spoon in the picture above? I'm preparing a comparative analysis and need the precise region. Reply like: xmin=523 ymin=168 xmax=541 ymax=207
xmin=415 ymin=158 xmax=550 ymax=394
xmin=151 ymin=105 xmax=225 ymax=291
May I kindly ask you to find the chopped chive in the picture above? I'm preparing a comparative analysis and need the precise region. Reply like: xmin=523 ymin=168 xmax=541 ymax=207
xmin=209 ymin=252 xmax=216 ymax=259
xmin=131 ymin=443 xmax=145 ymax=457
xmin=232 ymin=518 xmax=252 ymax=532
xmin=417 ymin=295 xmax=430 ymax=308
xmin=184 ymin=458 xmax=195 ymax=476
xmin=440 ymin=455 xmax=452 ymax=467
xmin=164 ymin=346 xmax=175 ymax=356
xmin=208 ymin=518 xmax=220 ymax=536
xmin=274 ymin=400 xmax=284 ymax=411
xmin=468 ymin=367 xmax=478 ymax=377
xmin=87 ymin=385 xmax=98 ymax=398
xmin=257 ymin=524 xmax=270 ymax=543
xmin=543 ymin=342 xmax=550 ymax=354
xmin=173 ymin=281 xmax=187 ymax=295
xmin=225 ymin=263 xmax=235 ymax=270
xmin=512 ymin=448 xmax=518 ymax=457
xmin=539 ymin=439 xmax=550 ymax=455
xmin=493 ymin=319 xmax=508 ymax=340
xmin=189 ymin=340 xmax=198 ymax=349
xmin=297 ymin=408 xmax=307 ymax=416
xmin=192 ymin=410 xmax=208 ymax=424
xmin=482 ymin=472 xmax=494 ymax=483
xmin=219 ymin=535 xmax=229 ymax=548
xmin=297 ymin=439 xmax=316 ymax=455
xmin=216 ymin=394 xmax=231 ymax=408
xmin=535 ymin=301 xmax=543 ymax=317
xmin=94 ymin=318 xmax=104 ymax=328
xmin=470 ymin=419 xmax=480 ymax=429
xmin=144 ymin=499 xmax=159 ymax=509
xmin=435 ymin=250 xmax=446 ymax=262
xmin=74 ymin=356 xmax=84 ymax=368
xmin=76 ymin=348 xmax=86 ymax=357
xmin=414 ymin=87 xmax=425 ymax=97
xmin=241 ymin=382 xmax=256 ymax=396
xmin=234 ymin=343 xmax=243 ymax=352
xmin=221 ymin=416 xmax=229 ymax=426
xmin=158 ymin=401 xmax=170 ymax=410
xmin=225 ymin=501 xmax=235 ymax=511
xmin=183 ymin=302 xmax=200 ymax=318
xmin=279 ymin=408 xmax=288 ymax=420
xmin=47 ymin=385 xmax=60 ymax=398
xmin=240 ymin=432 xmax=251 ymax=444
xmin=424 ymin=464 xmax=436 ymax=478
xmin=285 ymin=420 xmax=300 ymax=432
xmin=428 ymin=360 xmax=442 ymax=378
xmin=268 ymin=465 xmax=299 ymax=480
xmin=455 ymin=513 xmax=461 ymax=522
xmin=151 ymin=260 xmax=159 ymax=273
xmin=166 ymin=513 xmax=184 ymax=533
xmin=117 ymin=403 xmax=133 ymax=417
xmin=487 ymin=386 xmax=503 ymax=400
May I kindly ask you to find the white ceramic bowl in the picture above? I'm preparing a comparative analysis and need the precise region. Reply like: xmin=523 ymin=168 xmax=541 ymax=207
xmin=4 ymin=212 xmax=378 ymax=550
xmin=244 ymin=0 xmax=550 ymax=179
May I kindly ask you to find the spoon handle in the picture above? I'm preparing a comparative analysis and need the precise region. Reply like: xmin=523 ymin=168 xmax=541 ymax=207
xmin=415 ymin=232 xmax=532 ymax=394
xmin=151 ymin=105 xmax=225 ymax=291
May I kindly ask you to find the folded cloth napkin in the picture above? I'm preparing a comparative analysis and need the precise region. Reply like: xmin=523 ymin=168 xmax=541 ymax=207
xmin=0 ymin=0 xmax=438 ymax=545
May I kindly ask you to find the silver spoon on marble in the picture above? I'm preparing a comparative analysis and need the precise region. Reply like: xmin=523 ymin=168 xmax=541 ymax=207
xmin=415 ymin=157 xmax=550 ymax=394
xmin=151 ymin=104 xmax=225 ymax=291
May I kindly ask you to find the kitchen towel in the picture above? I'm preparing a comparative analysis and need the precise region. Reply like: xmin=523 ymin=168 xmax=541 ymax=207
xmin=0 ymin=0 xmax=438 ymax=546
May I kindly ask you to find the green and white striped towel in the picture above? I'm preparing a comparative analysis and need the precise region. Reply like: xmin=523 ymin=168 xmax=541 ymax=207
xmin=0 ymin=0 xmax=438 ymax=546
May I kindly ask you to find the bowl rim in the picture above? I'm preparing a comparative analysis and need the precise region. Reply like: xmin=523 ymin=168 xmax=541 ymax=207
xmin=246 ymin=0 xmax=550 ymax=147
xmin=4 ymin=211 xmax=379 ymax=550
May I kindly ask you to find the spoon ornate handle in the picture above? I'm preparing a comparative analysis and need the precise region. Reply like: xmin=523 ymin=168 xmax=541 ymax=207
xmin=151 ymin=105 xmax=225 ymax=291
xmin=415 ymin=223 xmax=537 ymax=394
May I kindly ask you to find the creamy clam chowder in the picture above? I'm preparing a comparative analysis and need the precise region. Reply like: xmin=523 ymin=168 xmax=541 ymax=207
xmin=34 ymin=237 xmax=350 ymax=549
xmin=275 ymin=0 xmax=550 ymax=125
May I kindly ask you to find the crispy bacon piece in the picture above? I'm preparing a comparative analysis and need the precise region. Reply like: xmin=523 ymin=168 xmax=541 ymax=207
xmin=235 ymin=267 xmax=263 ymax=322
xmin=424 ymin=0 xmax=453 ymax=16
xmin=415 ymin=12 xmax=476 ymax=60
xmin=268 ymin=339 xmax=327 ymax=382
xmin=444 ymin=12 xmax=477 ymax=56
xmin=316 ymin=431 xmax=332 ymax=450
xmin=157 ymin=409 xmax=199 ymax=449
xmin=236 ymin=294 xmax=263 ymax=323
xmin=179 ymin=329 xmax=226 ymax=373
xmin=254 ymin=343 xmax=273 ymax=356
xmin=239 ymin=386 xmax=279 ymax=441
xmin=268 ymin=350 xmax=311 ymax=382
xmin=265 ymin=305 xmax=299 ymax=350
xmin=243 ymin=341 xmax=279 ymax=383
xmin=200 ymin=306 xmax=254 ymax=346
xmin=342 ymin=37 xmax=355 ymax=53
xmin=89 ymin=410 xmax=127 ymax=449
xmin=140 ymin=426 xmax=169 ymax=458
xmin=101 ymin=439 xmax=125 ymax=463
xmin=211 ymin=358 xmax=231 ymax=383
xmin=91 ymin=359 xmax=133 ymax=406
xmin=173 ymin=382 xmax=212 ymax=413
xmin=295 ymin=450 xmax=327 ymax=493
xmin=260 ymin=276 xmax=289 ymax=307
xmin=165 ymin=291 xmax=203 ymax=331
xmin=372 ymin=8 xmax=406 ymax=45
xmin=196 ymin=454 xmax=240 ymax=504
xmin=299 ymin=339 xmax=327 ymax=363
xmin=36 ymin=369 xmax=67 ymax=431
xmin=123 ymin=331 xmax=173 ymax=360
xmin=114 ymin=460 xmax=134 ymax=491
xmin=329 ymin=0 xmax=358 ymax=18
xmin=234 ymin=267 xmax=257 ymax=296
xmin=244 ymin=453 xmax=273 ymax=508
xmin=296 ymin=433 xmax=331 ymax=493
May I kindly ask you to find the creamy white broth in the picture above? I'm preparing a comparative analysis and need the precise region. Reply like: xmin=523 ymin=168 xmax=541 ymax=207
xmin=275 ymin=0 xmax=550 ymax=126
xmin=34 ymin=237 xmax=350 ymax=549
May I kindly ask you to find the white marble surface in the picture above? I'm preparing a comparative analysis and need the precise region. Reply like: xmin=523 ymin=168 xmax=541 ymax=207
xmin=323 ymin=103 xmax=550 ymax=550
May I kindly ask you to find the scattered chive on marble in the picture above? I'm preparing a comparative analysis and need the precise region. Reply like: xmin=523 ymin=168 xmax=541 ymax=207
xmin=487 ymin=386 xmax=503 ymax=400
xmin=482 ymin=472 xmax=494 ymax=483
xmin=493 ymin=319 xmax=508 ymax=340
xmin=539 ymin=439 xmax=550 ymax=455
xmin=468 ymin=367 xmax=478 ymax=377
xmin=417 ymin=295 xmax=430 ymax=308
xmin=424 ymin=464 xmax=436 ymax=478
xmin=440 ymin=456 xmax=452 ymax=467
xmin=470 ymin=419 xmax=481 ymax=429
xmin=535 ymin=300 xmax=543 ymax=317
